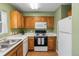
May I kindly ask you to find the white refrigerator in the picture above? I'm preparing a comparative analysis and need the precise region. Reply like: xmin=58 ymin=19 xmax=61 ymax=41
xmin=57 ymin=16 xmax=72 ymax=56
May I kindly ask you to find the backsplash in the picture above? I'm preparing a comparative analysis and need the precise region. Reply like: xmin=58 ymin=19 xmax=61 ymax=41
xmin=11 ymin=28 xmax=54 ymax=33
xmin=0 ymin=33 xmax=9 ymax=39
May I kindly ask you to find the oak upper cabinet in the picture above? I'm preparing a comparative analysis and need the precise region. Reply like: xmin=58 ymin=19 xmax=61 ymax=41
xmin=48 ymin=36 xmax=56 ymax=51
xmin=34 ymin=16 xmax=47 ymax=22
xmin=40 ymin=16 xmax=47 ymax=22
xmin=24 ymin=16 xmax=35 ymax=28
xmin=28 ymin=37 xmax=34 ymax=51
xmin=47 ymin=16 xmax=54 ymax=29
xmin=67 ymin=9 xmax=72 ymax=16
xmin=24 ymin=16 xmax=54 ymax=29
xmin=10 ymin=10 xmax=23 ymax=29
xmin=21 ymin=16 xmax=24 ymax=28
xmin=34 ymin=16 xmax=41 ymax=22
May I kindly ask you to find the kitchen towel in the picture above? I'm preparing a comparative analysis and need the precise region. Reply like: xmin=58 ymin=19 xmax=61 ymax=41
xmin=38 ymin=38 xmax=41 ymax=45
xmin=42 ymin=38 xmax=44 ymax=45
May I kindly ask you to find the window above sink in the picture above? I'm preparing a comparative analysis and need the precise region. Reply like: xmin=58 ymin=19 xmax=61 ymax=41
xmin=0 ymin=10 xmax=8 ymax=35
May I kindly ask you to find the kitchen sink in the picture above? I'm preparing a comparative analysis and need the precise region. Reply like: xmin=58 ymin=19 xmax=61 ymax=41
xmin=0 ymin=39 xmax=21 ymax=51
xmin=0 ymin=44 xmax=11 ymax=52
xmin=0 ymin=39 xmax=21 ymax=45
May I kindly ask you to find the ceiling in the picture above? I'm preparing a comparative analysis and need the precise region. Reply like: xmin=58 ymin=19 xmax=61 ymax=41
xmin=10 ymin=3 xmax=68 ymax=12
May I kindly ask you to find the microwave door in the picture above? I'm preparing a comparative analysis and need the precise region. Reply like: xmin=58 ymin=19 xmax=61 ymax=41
xmin=35 ymin=22 xmax=47 ymax=29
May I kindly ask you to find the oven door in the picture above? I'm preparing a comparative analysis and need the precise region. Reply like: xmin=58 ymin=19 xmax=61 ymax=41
xmin=34 ymin=36 xmax=47 ymax=46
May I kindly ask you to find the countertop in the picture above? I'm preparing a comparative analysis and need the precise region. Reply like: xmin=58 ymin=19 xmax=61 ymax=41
xmin=0 ymin=39 xmax=24 ymax=56
xmin=0 ymin=35 xmax=27 ymax=56
xmin=0 ymin=33 xmax=56 ymax=56
xmin=6 ymin=33 xmax=56 ymax=39
xmin=26 ymin=33 xmax=57 ymax=37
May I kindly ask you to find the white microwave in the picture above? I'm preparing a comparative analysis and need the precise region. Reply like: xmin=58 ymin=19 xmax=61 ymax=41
xmin=35 ymin=22 xmax=47 ymax=29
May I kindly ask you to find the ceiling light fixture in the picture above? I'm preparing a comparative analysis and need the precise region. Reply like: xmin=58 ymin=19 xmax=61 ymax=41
xmin=29 ymin=3 xmax=39 ymax=9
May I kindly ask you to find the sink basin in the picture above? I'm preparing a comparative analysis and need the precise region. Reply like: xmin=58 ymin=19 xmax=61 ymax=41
xmin=0 ymin=39 xmax=21 ymax=45
xmin=0 ymin=39 xmax=21 ymax=52
xmin=0 ymin=45 xmax=10 ymax=52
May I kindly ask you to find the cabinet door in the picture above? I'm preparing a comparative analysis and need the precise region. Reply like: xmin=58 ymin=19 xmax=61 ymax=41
xmin=48 ymin=36 xmax=56 ymax=51
xmin=47 ymin=16 xmax=54 ymax=29
xmin=17 ymin=12 xmax=22 ymax=28
xmin=67 ymin=9 xmax=72 ymax=16
xmin=24 ymin=16 xmax=35 ymax=28
xmin=5 ymin=48 xmax=17 ymax=56
xmin=28 ymin=37 xmax=34 ymax=51
xmin=40 ymin=16 xmax=47 ymax=22
xmin=34 ymin=16 xmax=47 ymax=22
xmin=34 ymin=16 xmax=41 ymax=22
xmin=5 ymin=42 xmax=23 ymax=56
xmin=21 ymin=16 xmax=24 ymax=28
xmin=10 ymin=11 xmax=18 ymax=28
xmin=17 ymin=42 xmax=23 ymax=56
xmin=10 ymin=10 xmax=23 ymax=29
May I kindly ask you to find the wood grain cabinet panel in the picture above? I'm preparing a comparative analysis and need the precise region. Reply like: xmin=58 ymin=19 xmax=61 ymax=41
xmin=48 ymin=36 xmax=56 ymax=51
xmin=28 ymin=37 xmax=34 ymax=51
xmin=21 ymin=16 xmax=24 ymax=28
xmin=16 ymin=42 xmax=23 ymax=56
xmin=47 ymin=16 xmax=54 ymax=29
xmin=34 ymin=16 xmax=47 ymax=22
xmin=5 ymin=42 xmax=23 ymax=56
xmin=17 ymin=12 xmax=22 ymax=28
xmin=10 ymin=10 xmax=24 ymax=29
xmin=10 ymin=11 xmax=18 ymax=28
xmin=40 ymin=16 xmax=47 ymax=22
xmin=34 ymin=16 xmax=41 ymax=22
xmin=24 ymin=16 xmax=35 ymax=28
xmin=5 ymin=48 xmax=17 ymax=56
xmin=67 ymin=9 xmax=72 ymax=16
xmin=24 ymin=16 xmax=54 ymax=29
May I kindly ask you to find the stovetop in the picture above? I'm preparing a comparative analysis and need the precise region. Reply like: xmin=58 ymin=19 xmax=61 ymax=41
xmin=35 ymin=33 xmax=47 ymax=37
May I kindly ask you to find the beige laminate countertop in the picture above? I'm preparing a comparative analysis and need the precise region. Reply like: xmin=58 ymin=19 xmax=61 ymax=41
xmin=26 ymin=33 xmax=57 ymax=37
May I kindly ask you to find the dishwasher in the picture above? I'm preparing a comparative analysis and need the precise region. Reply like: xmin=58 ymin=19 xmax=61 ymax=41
xmin=23 ymin=38 xmax=28 ymax=56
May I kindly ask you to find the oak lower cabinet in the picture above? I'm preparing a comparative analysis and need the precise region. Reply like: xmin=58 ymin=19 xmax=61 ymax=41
xmin=28 ymin=37 xmax=34 ymax=51
xmin=48 ymin=36 xmax=56 ymax=51
xmin=16 ymin=42 xmax=23 ymax=56
xmin=5 ymin=42 xmax=23 ymax=56
xmin=5 ymin=48 xmax=17 ymax=56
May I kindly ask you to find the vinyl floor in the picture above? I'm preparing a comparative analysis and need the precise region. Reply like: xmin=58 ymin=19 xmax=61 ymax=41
xmin=27 ymin=51 xmax=58 ymax=56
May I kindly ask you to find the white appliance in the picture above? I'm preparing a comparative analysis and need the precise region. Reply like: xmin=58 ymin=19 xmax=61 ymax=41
xmin=57 ymin=16 xmax=72 ymax=56
xmin=35 ymin=22 xmax=47 ymax=29
xmin=23 ymin=39 xmax=28 ymax=56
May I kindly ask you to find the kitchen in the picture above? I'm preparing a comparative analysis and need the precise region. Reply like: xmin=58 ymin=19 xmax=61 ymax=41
xmin=0 ymin=3 xmax=72 ymax=56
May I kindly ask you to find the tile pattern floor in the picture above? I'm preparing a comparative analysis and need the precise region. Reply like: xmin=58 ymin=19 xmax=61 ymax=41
xmin=27 ymin=51 xmax=58 ymax=56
